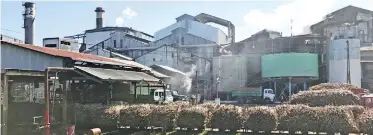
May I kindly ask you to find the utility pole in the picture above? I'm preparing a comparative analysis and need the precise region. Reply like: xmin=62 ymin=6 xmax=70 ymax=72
xmin=290 ymin=19 xmax=293 ymax=37
xmin=195 ymin=71 xmax=198 ymax=95
xmin=346 ymin=40 xmax=351 ymax=84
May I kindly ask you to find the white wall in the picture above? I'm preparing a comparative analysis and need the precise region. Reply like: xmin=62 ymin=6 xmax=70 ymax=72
xmin=328 ymin=39 xmax=361 ymax=87
xmin=154 ymin=19 xmax=228 ymax=44
xmin=85 ymin=31 xmax=112 ymax=49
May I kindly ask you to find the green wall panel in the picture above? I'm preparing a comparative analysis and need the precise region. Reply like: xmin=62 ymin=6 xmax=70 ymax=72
xmin=261 ymin=53 xmax=319 ymax=78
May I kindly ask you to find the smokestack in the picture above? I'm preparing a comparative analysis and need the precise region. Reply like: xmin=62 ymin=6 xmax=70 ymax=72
xmin=95 ymin=7 xmax=105 ymax=29
xmin=22 ymin=2 xmax=35 ymax=45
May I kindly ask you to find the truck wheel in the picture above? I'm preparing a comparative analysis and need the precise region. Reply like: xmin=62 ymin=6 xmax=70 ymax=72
xmin=264 ymin=98 xmax=271 ymax=104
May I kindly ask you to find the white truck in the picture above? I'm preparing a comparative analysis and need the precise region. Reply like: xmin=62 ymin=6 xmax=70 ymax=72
xmin=153 ymin=89 xmax=174 ymax=104
xmin=231 ymin=86 xmax=275 ymax=104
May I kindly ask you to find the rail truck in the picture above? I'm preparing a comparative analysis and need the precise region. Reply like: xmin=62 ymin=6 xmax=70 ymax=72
xmin=231 ymin=87 xmax=275 ymax=104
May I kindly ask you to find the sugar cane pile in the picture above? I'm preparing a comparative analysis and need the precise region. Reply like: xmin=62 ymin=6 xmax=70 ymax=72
xmin=70 ymin=83 xmax=373 ymax=134
xmin=289 ymin=90 xmax=360 ymax=106
xmin=119 ymin=104 xmax=153 ymax=128
xmin=309 ymin=83 xmax=359 ymax=91
xmin=357 ymin=109 xmax=373 ymax=133
xmin=148 ymin=105 xmax=178 ymax=129
xmin=175 ymin=106 xmax=207 ymax=129
xmin=72 ymin=103 xmax=124 ymax=128
xmin=242 ymin=106 xmax=277 ymax=132
xmin=208 ymin=105 xmax=243 ymax=130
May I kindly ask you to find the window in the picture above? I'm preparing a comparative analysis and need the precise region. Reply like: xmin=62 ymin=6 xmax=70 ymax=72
xmin=172 ymin=53 xmax=174 ymax=58
xmin=113 ymin=40 xmax=117 ymax=48
xmin=120 ymin=39 xmax=123 ymax=48
xmin=101 ymin=42 xmax=104 ymax=48
xmin=153 ymin=58 xmax=155 ymax=61
xmin=45 ymin=44 xmax=57 ymax=47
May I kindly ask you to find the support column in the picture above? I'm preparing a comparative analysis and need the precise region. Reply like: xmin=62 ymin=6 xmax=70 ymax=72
xmin=274 ymin=81 xmax=277 ymax=98
xmin=2 ymin=75 xmax=8 ymax=135
xmin=303 ymin=81 xmax=307 ymax=91
xmin=288 ymin=77 xmax=292 ymax=100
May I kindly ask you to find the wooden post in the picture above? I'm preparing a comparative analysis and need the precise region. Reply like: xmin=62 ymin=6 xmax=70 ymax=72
xmin=62 ymin=80 xmax=67 ymax=125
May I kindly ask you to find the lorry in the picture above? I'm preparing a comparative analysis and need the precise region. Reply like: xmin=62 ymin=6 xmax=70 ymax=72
xmin=231 ymin=87 xmax=275 ymax=104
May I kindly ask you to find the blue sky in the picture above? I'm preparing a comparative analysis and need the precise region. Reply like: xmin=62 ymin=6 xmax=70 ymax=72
xmin=1 ymin=0 xmax=372 ymax=45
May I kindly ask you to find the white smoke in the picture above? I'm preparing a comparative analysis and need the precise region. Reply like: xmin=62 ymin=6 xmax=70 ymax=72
xmin=181 ymin=64 xmax=197 ymax=94
xmin=115 ymin=7 xmax=138 ymax=26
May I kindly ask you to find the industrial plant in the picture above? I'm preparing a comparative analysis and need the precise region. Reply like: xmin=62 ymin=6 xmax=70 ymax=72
xmin=1 ymin=1 xmax=373 ymax=135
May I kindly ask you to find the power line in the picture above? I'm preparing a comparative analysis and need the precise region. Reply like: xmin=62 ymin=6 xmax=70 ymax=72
xmin=1 ymin=28 xmax=23 ymax=35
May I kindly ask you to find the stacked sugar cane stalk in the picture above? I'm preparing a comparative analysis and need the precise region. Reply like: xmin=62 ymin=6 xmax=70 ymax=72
xmin=71 ymin=83 xmax=373 ymax=134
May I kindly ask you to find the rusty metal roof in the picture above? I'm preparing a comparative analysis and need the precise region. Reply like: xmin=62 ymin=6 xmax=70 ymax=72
xmin=75 ymin=66 xmax=160 ymax=82
xmin=1 ymin=40 xmax=143 ymax=68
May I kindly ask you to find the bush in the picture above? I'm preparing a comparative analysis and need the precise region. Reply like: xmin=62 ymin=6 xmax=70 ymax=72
xmin=289 ymin=90 xmax=360 ymax=106
xmin=358 ymin=109 xmax=373 ymax=133
xmin=276 ymin=105 xmax=319 ymax=132
xmin=175 ymin=106 xmax=207 ymax=129
xmin=209 ymin=105 xmax=243 ymax=130
xmin=148 ymin=105 xmax=178 ymax=129
xmin=119 ymin=104 xmax=153 ymax=128
xmin=317 ymin=106 xmax=359 ymax=133
xmin=309 ymin=83 xmax=359 ymax=91
xmin=242 ymin=106 xmax=277 ymax=132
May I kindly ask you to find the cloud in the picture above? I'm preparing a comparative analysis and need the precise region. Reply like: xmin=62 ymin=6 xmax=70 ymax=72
xmin=115 ymin=17 xmax=124 ymax=26
xmin=122 ymin=7 xmax=138 ymax=19
xmin=235 ymin=0 xmax=373 ymax=41
xmin=115 ymin=7 xmax=138 ymax=26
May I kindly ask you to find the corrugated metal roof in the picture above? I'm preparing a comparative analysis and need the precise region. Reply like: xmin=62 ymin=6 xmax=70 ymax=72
xmin=151 ymin=64 xmax=187 ymax=76
xmin=108 ymin=58 xmax=169 ymax=78
xmin=149 ymin=70 xmax=169 ymax=78
xmin=75 ymin=66 xmax=160 ymax=82
xmin=0 ymin=40 xmax=141 ymax=68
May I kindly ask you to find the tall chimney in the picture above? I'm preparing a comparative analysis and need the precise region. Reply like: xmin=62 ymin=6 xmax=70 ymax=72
xmin=22 ymin=2 xmax=35 ymax=45
xmin=95 ymin=7 xmax=105 ymax=29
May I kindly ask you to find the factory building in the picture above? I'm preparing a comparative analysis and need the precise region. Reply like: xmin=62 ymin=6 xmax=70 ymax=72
xmin=43 ymin=37 xmax=80 ymax=52
xmin=153 ymin=14 xmax=233 ymax=46
xmin=328 ymin=38 xmax=361 ymax=87
xmin=222 ymin=33 xmax=328 ymax=100
xmin=310 ymin=5 xmax=373 ymax=47
xmin=134 ymin=44 xmax=218 ymax=96
xmin=66 ymin=7 xmax=154 ymax=54
xmin=0 ymin=34 xmax=24 ymax=43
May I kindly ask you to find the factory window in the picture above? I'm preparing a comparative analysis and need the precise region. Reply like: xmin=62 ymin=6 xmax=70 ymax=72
xmin=181 ymin=37 xmax=184 ymax=45
xmin=172 ymin=53 xmax=174 ymax=58
xmin=45 ymin=44 xmax=57 ymax=47
xmin=153 ymin=58 xmax=155 ymax=61
xmin=120 ymin=39 xmax=123 ymax=48
xmin=113 ymin=40 xmax=117 ymax=48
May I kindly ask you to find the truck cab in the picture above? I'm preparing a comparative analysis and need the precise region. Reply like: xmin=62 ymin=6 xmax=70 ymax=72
xmin=153 ymin=89 xmax=174 ymax=103
xmin=263 ymin=88 xmax=275 ymax=103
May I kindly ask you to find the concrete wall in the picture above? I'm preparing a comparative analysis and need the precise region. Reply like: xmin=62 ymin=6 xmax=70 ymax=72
xmin=1 ymin=43 xmax=64 ymax=71
xmin=212 ymin=55 xmax=261 ymax=92
xmin=328 ymin=39 xmax=361 ymax=87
